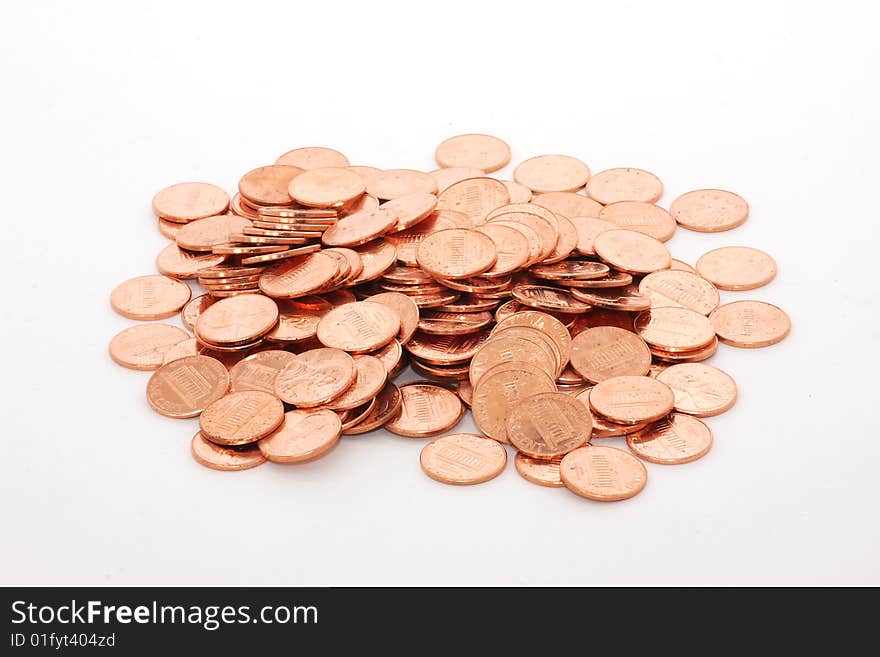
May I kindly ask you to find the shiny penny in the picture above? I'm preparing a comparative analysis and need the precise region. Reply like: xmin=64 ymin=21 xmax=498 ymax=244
xmin=638 ymin=269 xmax=720 ymax=315
xmin=474 ymin=223 xmax=530 ymax=276
xmin=367 ymin=169 xmax=437 ymax=200
xmin=238 ymin=165 xmax=302 ymax=206
xmin=258 ymin=252 xmax=339 ymax=298
xmin=326 ymin=355 xmax=387 ymax=411
xmin=514 ymin=155 xmax=591 ymax=193
xmin=417 ymin=228 xmax=497 ymax=279
xmin=627 ymin=413 xmax=713 ymax=465
xmin=258 ymin=408 xmax=342 ymax=463
xmin=589 ymin=375 xmax=674 ymax=425
xmin=110 ymin=275 xmax=192 ymax=320
xmin=569 ymin=285 xmax=651 ymax=312
xmin=109 ymin=323 xmax=190 ymax=370
xmin=382 ymin=192 xmax=438 ymax=232
xmin=573 ymin=387 xmax=647 ymax=438
xmin=316 ymin=301 xmax=400 ymax=353
xmin=634 ymin=307 xmax=716 ymax=352
xmin=594 ymin=229 xmax=671 ymax=274
xmin=531 ymin=191 xmax=603 ymax=219
xmin=599 ymin=201 xmax=676 ymax=242
xmin=152 ymin=182 xmax=229 ymax=223
xmin=321 ymin=207 xmax=397 ymax=247
xmin=560 ymin=445 xmax=648 ymax=501
xmin=709 ymin=300 xmax=791 ymax=348
xmin=404 ymin=330 xmax=491 ymax=365
xmin=146 ymin=355 xmax=230 ymax=418
xmin=156 ymin=243 xmax=226 ymax=279
xmin=366 ymin=292 xmax=420 ymax=344
xmin=435 ymin=134 xmax=511 ymax=172
xmin=342 ymin=383 xmax=402 ymax=435
xmin=436 ymin=177 xmax=509 ymax=224
xmin=512 ymin=285 xmax=591 ymax=314
xmin=586 ymin=168 xmax=663 ymax=205
xmin=288 ymin=167 xmax=366 ymax=208
xmin=506 ymin=392 xmax=592 ymax=458
xmin=570 ymin=326 xmax=651 ymax=383
xmin=191 ymin=432 xmax=266 ymax=471
xmin=493 ymin=310 xmax=572 ymax=373
xmin=501 ymin=180 xmax=533 ymax=204
xmin=420 ymin=433 xmax=507 ymax=485
xmin=696 ymin=246 xmax=777 ymax=291
xmin=656 ymin=362 xmax=738 ymax=417
xmin=195 ymin=294 xmax=278 ymax=346
xmin=430 ymin=167 xmax=485 ymax=193
xmin=276 ymin=146 xmax=349 ymax=170
xmin=199 ymin=390 xmax=284 ymax=445
xmin=385 ymin=384 xmax=464 ymax=437
xmin=176 ymin=214 xmax=252 ymax=251
xmin=670 ymin=189 xmax=749 ymax=232
xmin=569 ymin=216 xmax=617 ymax=255
xmin=274 ymin=347 xmax=356 ymax=407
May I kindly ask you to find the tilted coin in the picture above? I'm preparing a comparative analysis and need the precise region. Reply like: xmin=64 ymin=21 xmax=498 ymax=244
xmin=258 ymin=408 xmax=342 ymax=463
xmin=589 ymin=375 xmax=674 ymax=425
xmin=506 ymin=392 xmax=592 ymax=458
xmin=199 ymin=390 xmax=285 ymax=445
xmin=514 ymin=453 xmax=565 ymax=487
xmin=342 ymin=383 xmax=402 ymax=435
xmin=274 ymin=348 xmax=356 ymax=407
xmin=570 ymin=326 xmax=651 ymax=383
xmin=417 ymin=228 xmax=497 ymax=279
xmin=599 ymin=201 xmax=676 ymax=242
xmin=111 ymin=274 xmax=192 ymax=320
xmin=709 ymin=300 xmax=791 ymax=348
xmin=638 ymin=270 xmax=720 ymax=315
xmin=655 ymin=363 xmax=738 ymax=416
xmin=191 ymin=432 xmax=266 ymax=471
xmin=633 ymin=307 xmax=716 ymax=352
xmin=420 ymin=433 xmax=507 ymax=485
xmin=276 ymin=146 xmax=349 ymax=169
xmin=594 ymin=229 xmax=671 ymax=274
xmin=229 ymin=350 xmax=298 ymax=394
xmin=670 ymin=189 xmax=749 ymax=232
xmin=627 ymin=413 xmax=713 ymax=464
xmin=153 ymin=182 xmax=229 ymax=223
xmin=385 ymin=384 xmax=464 ymax=437
xmin=514 ymin=154 xmax=591 ymax=193
xmin=472 ymin=362 xmax=557 ymax=443
xmin=695 ymin=246 xmax=777 ymax=291
xmin=146 ymin=355 xmax=230 ymax=418
xmin=316 ymin=300 xmax=400 ymax=353
xmin=435 ymin=134 xmax=511 ymax=172
xmin=109 ymin=323 xmax=190 ymax=370
xmin=586 ymin=168 xmax=663 ymax=205
xmin=560 ymin=446 xmax=648 ymax=502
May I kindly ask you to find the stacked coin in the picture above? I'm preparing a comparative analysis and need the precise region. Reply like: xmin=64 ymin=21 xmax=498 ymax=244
xmin=110 ymin=134 xmax=791 ymax=501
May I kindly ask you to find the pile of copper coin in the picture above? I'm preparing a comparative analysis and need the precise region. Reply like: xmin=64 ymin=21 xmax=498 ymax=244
xmin=109 ymin=135 xmax=791 ymax=502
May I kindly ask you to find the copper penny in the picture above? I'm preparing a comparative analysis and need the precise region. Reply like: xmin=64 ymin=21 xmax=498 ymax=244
xmin=586 ymin=168 xmax=663 ymax=204
xmin=199 ymin=391 xmax=284 ymax=445
xmin=195 ymin=294 xmax=278 ymax=346
xmin=573 ymin=387 xmax=647 ymax=438
xmin=259 ymin=252 xmax=339 ymax=298
xmin=321 ymin=207 xmax=397 ymax=247
xmin=146 ymin=355 xmax=229 ymax=418
xmin=325 ymin=355 xmax=387 ymax=410
xmin=696 ymin=246 xmax=777 ymax=291
xmin=191 ymin=432 xmax=266 ymax=471
xmin=514 ymin=155 xmax=591 ymax=193
xmin=404 ymin=330 xmax=491 ymax=365
xmin=276 ymin=146 xmax=349 ymax=170
xmin=109 ymin=323 xmax=190 ymax=370
xmin=570 ymin=326 xmax=651 ymax=383
xmin=156 ymin=243 xmax=226 ymax=279
xmin=599 ymin=201 xmax=676 ymax=241
xmin=375 ymin=193 xmax=437 ymax=233
xmin=430 ymin=167 xmax=485 ymax=193
xmin=264 ymin=303 xmax=324 ymax=343
xmin=238 ymin=165 xmax=302 ymax=206
xmin=493 ymin=309 xmax=572 ymax=373
xmin=367 ymin=292 xmax=419 ymax=344
xmin=488 ymin=210 xmax=557 ymax=262
xmin=342 ymin=383 xmax=402 ymax=435
xmin=512 ymin=285 xmax=591 ymax=314
xmin=530 ymin=260 xmax=609 ymax=281
xmin=594 ymin=229 xmax=671 ymax=274
xmin=515 ymin=453 xmax=564 ymax=487
xmin=367 ymin=169 xmax=437 ymax=200
xmin=634 ymin=307 xmax=716 ymax=352
xmin=544 ymin=215 xmax=579 ymax=263
xmin=162 ymin=337 xmax=200 ymax=364
xmin=410 ymin=358 xmax=470 ymax=381
xmin=472 ymin=362 xmax=557 ymax=442
xmin=152 ymin=182 xmax=229 ymax=223
xmin=569 ymin=216 xmax=617 ymax=255
xmin=381 ymin=265 xmax=434 ymax=285
xmin=385 ymin=384 xmax=464 ymax=437
xmin=627 ymin=413 xmax=713 ymax=464
xmin=420 ymin=433 xmax=507 ymax=485
xmin=157 ymin=217 xmax=183 ymax=239
xmin=469 ymin=335 xmax=557 ymax=388
xmin=709 ymin=300 xmax=791 ymax=348
xmin=670 ymin=189 xmax=749 ymax=232
xmin=489 ymin=325 xmax=561 ymax=373
xmin=436 ymin=177 xmax=509 ymax=224
xmin=175 ymin=214 xmax=252 ymax=251
xmin=506 ymin=392 xmax=591 ymax=458
xmin=560 ymin=445 xmax=647 ymax=501
xmin=531 ymin=192 xmax=603 ymax=218
xmin=275 ymin=347 xmax=356 ymax=407
xmin=349 ymin=240 xmax=397 ymax=285
xmin=316 ymin=301 xmax=400 ymax=353
xmin=656 ymin=362 xmax=737 ymax=417
xmin=417 ymin=228 xmax=496 ymax=279
xmin=589 ymin=375 xmax=674 ymax=425
xmin=258 ymin=408 xmax=342 ymax=463
xmin=435 ymin=134 xmax=511 ymax=172
xmin=474 ymin=223 xmax=530 ymax=276
xmin=638 ymin=270 xmax=720 ymax=315
xmin=501 ymin=180 xmax=533 ymax=204
xmin=229 ymin=350 xmax=297 ymax=394
xmin=240 ymin=244 xmax=322 ymax=266
xmin=110 ymin=274 xmax=192 ymax=320
xmin=438 ymin=295 xmax=498 ymax=314
xmin=386 ymin=211 xmax=461 ymax=266
xmin=456 ymin=379 xmax=473 ymax=407
xmin=570 ymin=284 xmax=650 ymax=313
xmin=288 ymin=167 xmax=365 ymax=208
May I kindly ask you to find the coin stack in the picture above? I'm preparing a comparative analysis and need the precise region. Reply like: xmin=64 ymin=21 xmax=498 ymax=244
xmin=110 ymin=136 xmax=791 ymax=502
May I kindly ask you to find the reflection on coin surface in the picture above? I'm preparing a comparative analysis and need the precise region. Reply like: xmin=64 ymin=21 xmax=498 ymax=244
xmin=638 ymin=270 xmax=719 ymax=315
xmin=258 ymin=408 xmax=342 ymax=463
xmin=420 ymin=433 xmax=507 ymax=485
xmin=589 ymin=375 xmax=674 ymax=425
xmin=570 ymin=326 xmax=651 ymax=383
xmin=696 ymin=246 xmax=777 ymax=291
xmin=435 ymin=134 xmax=511 ymax=172
xmin=506 ymin=392 xmax=592 ymax=458
xmin=656 ymin=363 xmax=737 ymax=416
xmin=111 ymin=275 xmax=192 ymax=320
xmin=199 ymin=390 xmax=284 ymax=445
xmin=709 ymin=300 xmax=791 ymax=348
xmin=587 ymin=168 xmax=663 ymax=205
xmin=670 ymin=189 xmax=749 ymax=232
xmin=110 ymin=323 xmax=190 ymax=370
xmin=385 ymin=384 xmax=464 ymax=437
xmin=274 ymin=348 xmax=356 ymax=407
xmin=191 ymin=432 xmax=266 ymax=471
xmin=515 ymin=453 xmax=565 ymax=487
xmin=147 ymin=355 xmax=230 ymax=418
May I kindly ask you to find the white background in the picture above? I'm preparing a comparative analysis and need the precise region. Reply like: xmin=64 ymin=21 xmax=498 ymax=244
xmin=1 ymin=1 xmax=878 ymax=586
